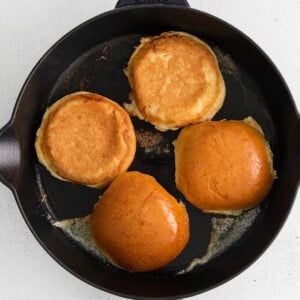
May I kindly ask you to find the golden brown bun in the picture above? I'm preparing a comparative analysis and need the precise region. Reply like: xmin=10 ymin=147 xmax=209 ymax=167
xmin=125 ymin=31 xmax=225 ymax=131
xmin=175 ymin=118 xmax=276 ymax=214
xmin=91 ymin=171 xmax=189 ymax=272
xmin=35 ymin=92 xmax=136 ymax=188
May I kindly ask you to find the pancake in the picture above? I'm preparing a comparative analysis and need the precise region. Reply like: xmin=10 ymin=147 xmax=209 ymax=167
xmin=124 ymin=31 xmax=226 ymax=131
xmin=174 ymin=117 xmax=276 ymax=215
xmin=35 ymin=91 xmax=136 ymax=188
xmin=91 ymin=171 xmax=190 ymax=272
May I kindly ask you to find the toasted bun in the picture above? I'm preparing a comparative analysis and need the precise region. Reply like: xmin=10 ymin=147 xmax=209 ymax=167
xmin=91 ymin=171 xmax=189 ymax=272
xmin=174 ymin=118 xmax=276 ymax=215
xmin=35 ymin=92 xmax=136 ymax=188
xmin=125 ymin=31 xmax=225 ymax=131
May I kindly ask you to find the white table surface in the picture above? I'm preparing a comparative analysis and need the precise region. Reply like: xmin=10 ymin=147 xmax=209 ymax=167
xmin=0 ymin=1 xmax=299 ymax=299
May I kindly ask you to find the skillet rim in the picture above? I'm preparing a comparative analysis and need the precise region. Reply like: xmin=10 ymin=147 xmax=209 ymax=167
xmin=0 ymin=4 xmax=299 ymax=299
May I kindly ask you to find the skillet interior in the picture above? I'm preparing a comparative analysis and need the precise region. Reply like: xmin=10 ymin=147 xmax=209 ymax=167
xmin=7 ymin=5 xmax=299 ymax=299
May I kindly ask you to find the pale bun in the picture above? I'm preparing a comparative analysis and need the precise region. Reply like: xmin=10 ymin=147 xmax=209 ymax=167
xmin=125 ymin=31 xmax=225 ymax=131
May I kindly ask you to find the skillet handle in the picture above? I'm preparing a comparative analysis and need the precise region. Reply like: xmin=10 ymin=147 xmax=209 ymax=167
xmin=115 ymin=0 xmax=190 ymax=8
xmin=0 ymin=123 xmax=20 ymax=188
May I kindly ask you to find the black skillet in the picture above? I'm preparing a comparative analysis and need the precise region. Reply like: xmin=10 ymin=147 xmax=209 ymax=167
xmin=0 ymin=0 xmax=299 ymax=298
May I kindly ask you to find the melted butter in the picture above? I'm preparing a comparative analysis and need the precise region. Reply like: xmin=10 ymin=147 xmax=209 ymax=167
xmin=53 ymin=206 xmax=260 ymax=275
xmin=212 ymin=46 xmax=239 ymax=78
xmin=54 ymin=215 xmax=104 ymax=260
xmin=178 ymin=207 xmax=260 ymax=274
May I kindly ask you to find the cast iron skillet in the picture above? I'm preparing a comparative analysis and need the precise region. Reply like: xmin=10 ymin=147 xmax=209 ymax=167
xmin=0 ymin=0 xmax=299 ymax=298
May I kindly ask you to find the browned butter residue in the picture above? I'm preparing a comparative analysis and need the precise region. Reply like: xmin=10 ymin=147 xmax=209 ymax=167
xmin=136 ymin=129 xmax=163 ymax=148
xmin=177 ymin=206 xmax=260 ymax=274
xmin=212 ymin=46 xmax=239 ymax=78
xmin=53 ymin=206 xmax=260 ymax=275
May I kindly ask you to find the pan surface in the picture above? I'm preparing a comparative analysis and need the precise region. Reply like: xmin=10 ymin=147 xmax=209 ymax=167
xmin=0 ymin=2 xmax=299 ymax=299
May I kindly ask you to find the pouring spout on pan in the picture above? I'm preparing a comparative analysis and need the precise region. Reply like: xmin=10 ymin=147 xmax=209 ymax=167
xmin=0 ymin=123 xmax=21 ymax=188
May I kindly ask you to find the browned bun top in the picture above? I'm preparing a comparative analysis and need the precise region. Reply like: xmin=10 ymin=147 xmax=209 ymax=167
xmin=35 ymin=91 xmax=136 ymax=188
xmin=175 ymin=118 xmax=276 ymax=214
xmin=91 ymin=171 xmax=190 ymax=272
xmin=125 ymin=31 xmax=225 ymax=131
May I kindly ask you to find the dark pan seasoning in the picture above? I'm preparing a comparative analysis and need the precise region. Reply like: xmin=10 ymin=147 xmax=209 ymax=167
xmin=48 ymin=37 xmax=265 ymax=269
xmin=0 ymin=1 xmax=299 ymax=298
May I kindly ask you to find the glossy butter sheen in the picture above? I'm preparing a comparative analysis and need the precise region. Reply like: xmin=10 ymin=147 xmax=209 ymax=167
xmin=175 ymin=119 xmax=275 ymax=213
xmin=91 ymin=171 xmax=190 ymax=272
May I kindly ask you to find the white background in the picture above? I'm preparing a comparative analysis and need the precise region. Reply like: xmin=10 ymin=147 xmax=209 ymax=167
xmin=0 ymin=1 xmax=299 ymax=299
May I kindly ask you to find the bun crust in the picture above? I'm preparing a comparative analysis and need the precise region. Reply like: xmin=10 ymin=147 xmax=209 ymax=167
xmin=175 ymin=118 xmax=276 ymax=214
xmin=125 ymin=31 xmax=225 ymax=131
xmin=35 ymin=91 xmax=136 ymax=188
xmin=91 ymin=171 xmax=190 ymax=272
